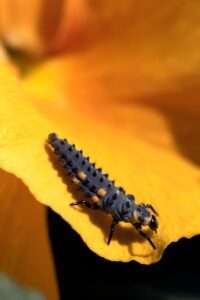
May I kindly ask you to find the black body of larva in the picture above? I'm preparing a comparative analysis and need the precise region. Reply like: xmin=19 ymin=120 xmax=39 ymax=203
xmin=48 ymin=133 xmax=158 ymax=249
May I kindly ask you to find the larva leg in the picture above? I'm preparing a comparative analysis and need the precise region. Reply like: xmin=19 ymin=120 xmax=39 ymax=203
xmin=70 ymin=200 xmax=92 ymax=208
xmin=107 ymin=219 xmax=118 ymax=245
xmin=131 ymin=221 xmax=156 ymax=249
xmin=138 ymin=230 xmax=156 ymax=250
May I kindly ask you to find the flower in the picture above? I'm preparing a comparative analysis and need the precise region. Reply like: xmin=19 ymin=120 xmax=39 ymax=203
xmin=0 ymin=0 xmax=200 ymax=264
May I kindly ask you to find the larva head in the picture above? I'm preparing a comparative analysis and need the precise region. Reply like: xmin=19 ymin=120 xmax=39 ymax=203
xmin=133 ymin=204 xmax=158 ymax=232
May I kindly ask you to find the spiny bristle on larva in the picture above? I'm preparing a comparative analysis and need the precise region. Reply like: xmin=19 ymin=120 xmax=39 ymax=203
xmin=47 ymin=133 xmax=116 ymax=194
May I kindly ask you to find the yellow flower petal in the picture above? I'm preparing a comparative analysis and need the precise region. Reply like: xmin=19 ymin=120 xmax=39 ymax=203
xmin=1 ymin=1 xmax=200 ymax=264
xmin=0 ymin=54 xmax=200 ymax=264
xmin=0 ymin=169 xmax=58 ymax=300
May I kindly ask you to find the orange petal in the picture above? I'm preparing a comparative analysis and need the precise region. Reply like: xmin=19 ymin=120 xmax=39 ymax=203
xmin=0 ymin=0 xmax=44 ymax=54
xmin=22 ymin=1 xmax=200 ymax=113
xmin=1 ymin=0 xmax=200 ymax=65
xmin=0 ymin=0 xmax=94 ymax=55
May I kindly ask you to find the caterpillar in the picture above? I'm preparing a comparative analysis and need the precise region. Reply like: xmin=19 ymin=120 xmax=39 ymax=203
xmin=48 ymin=133 xmax=158 ymax=249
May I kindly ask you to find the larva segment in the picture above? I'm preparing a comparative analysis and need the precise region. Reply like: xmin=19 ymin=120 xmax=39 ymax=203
xmin=48 ymin=133 xmax=116 ymax=204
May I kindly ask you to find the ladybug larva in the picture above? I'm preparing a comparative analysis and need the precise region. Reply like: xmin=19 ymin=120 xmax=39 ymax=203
xmin=48 ymin=133 xmax=158 ymax=249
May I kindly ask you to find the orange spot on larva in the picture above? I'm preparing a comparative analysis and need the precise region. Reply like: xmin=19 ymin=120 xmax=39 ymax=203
xmin=77 ymin=171 xmax=87 ymax=180
xmin=72 ymin=176 xmax=80 ymax=184
xmin=91 ymin=195 xmax=100 ymax=204
xmin=97 ymin=187 xmax=107 ymax=197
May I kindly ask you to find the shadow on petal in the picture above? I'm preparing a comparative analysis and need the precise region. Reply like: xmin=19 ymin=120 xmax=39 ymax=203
xmin=133 ymin=75 xmax=200 ymax=168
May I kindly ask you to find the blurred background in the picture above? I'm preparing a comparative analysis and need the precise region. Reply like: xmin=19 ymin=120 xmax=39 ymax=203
xmin=1 ymin=1 xmax=200 ymax=299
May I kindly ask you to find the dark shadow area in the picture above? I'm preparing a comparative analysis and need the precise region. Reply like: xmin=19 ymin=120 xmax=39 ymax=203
xmin=133 ymin=79 xmax=200 ymax=168
xmin=2 ymin=43 xmax=42 ymax=76
xmin=159 ymin=105 xmax=200 ymax=167
xmin=45 ymin=143 xmax=154 ymax=258
xmin=48 ymin=208 xmax=200 ymax=300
